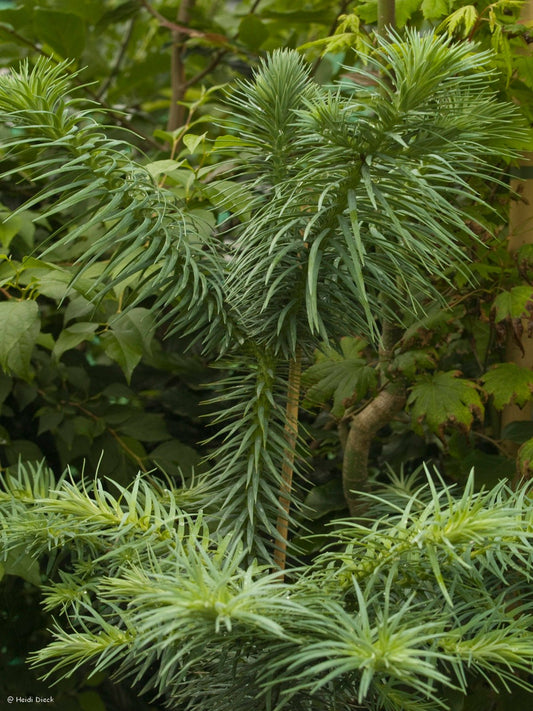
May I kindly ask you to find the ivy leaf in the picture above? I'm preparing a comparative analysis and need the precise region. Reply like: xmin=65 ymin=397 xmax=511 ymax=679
xmin=438 ymin=5 xmax=478 ymax=37
xmin=302 ymin=337 xmax=377 ymax=417
xmin=356 ymin=0 xmax=378 ymax=23
xmin=491 ymin=286 xmax=533 ymax=354
xmin=401 ymin=306 xmax=459 ymax=347
xmin=0 ymin=300 xmax=40 ymax=380
xmin=407 ymin=371 xmax=484 ymax=436
xmin=100 ymin=308 xmax=156 ymax=383
xmin=482 ymin=363 xmax=533 ymax=410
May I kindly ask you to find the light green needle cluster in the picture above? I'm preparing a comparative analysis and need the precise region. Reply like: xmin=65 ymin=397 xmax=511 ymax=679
xmin=2 ymin=463 xmax=533 ymax=709
xmin=0 ymin=57 xmax=230 ymax=352
xmin=223 ymin=31 xmax=526 ymax=355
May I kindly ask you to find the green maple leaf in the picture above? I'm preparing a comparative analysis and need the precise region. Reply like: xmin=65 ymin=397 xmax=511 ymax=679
xmin=302 ymin=337 xmax=377 ymax=417
xmin=482 ymin=363 xmax=533 ymax=410
xmin=390 ymin=349 xmax=437 ymax=378
xmin=407 ymin=370 xmax=484 ymax=435
xmin=492 ymin=285 xmax=533 ymax=322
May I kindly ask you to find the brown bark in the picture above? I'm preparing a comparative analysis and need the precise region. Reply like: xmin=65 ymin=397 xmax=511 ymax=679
xmin=166 ymin=0 xmax=195 ymax=132
xmin=342 ymin=387 xmax=405 ymax=517
xmin=273 ymin=350 xmax=302 ymax=574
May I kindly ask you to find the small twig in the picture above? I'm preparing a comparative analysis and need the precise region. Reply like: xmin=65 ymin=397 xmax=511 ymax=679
xmin=56 ymin=396 xmax=149 ymax=473
xmin=184 ymin=0 xmax=267 ymax=89
xmin=0 ymin=24 xmax=44 ymax=57
xmin=184 ymin=49 xmax=226 ymax=90
xmin=472 ymin=429 xmax=507 ymax=454
xmin=140 ymin=0 xmax=228 ymax=44
xmin=96 ymin=17 xmax=136 ymax=100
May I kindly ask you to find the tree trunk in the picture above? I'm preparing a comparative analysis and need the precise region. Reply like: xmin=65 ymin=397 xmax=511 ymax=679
xmin=273 ymin=350 xmax=302 ymax=573
xmin=377 ymin=0 xmax=395 ymax=34
xmin=167 ymin=0 xmax=195 ymax=131
xmin=342 ymin=387 xmax=405 ymax=516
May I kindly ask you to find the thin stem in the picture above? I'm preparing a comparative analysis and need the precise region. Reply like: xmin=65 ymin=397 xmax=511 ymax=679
xmin=273 ymin=349 xmax=302 ymax=573
xmin=140 ymin=0 xmax=227 ymax=43
xmin=167 ymin=0 xmax=195 ymax=131
xmin=184 ymin=50 xmax=226 ymax=90
xmin=96 ymin=18 xmax=136 ymax=100
xmin=377 ymin=0 xmax=395 ymax=34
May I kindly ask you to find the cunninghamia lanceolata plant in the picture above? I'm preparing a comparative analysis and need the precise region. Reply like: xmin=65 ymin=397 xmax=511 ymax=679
xmin=2 ymin=463 xmax=533 ymax=710
xmin=0 ymin=29 xmax=532 ymax=710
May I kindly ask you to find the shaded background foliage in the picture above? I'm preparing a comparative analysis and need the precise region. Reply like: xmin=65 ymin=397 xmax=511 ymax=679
xmin=0 ymin=0 xmax=533 ymax=709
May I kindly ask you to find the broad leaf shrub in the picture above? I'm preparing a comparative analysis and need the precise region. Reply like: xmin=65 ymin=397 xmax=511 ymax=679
xmin=1 ymin=30 xmax=533 ymax=710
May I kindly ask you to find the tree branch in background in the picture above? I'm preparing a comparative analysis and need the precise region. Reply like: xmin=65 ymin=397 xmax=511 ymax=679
xmin=341 ymin=299 xmax=405 ymax=516
xmin=140 ymin=0 xmax=227 ymax=43
xmin=168 ymin=0 xmax=193 ymax=131
xmin=96 ymin=17 xmax=136 ymax=100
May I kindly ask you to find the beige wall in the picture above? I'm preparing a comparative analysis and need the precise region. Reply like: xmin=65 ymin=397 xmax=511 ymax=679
xmin=501 ymin=0 xmax=533 ymax=435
